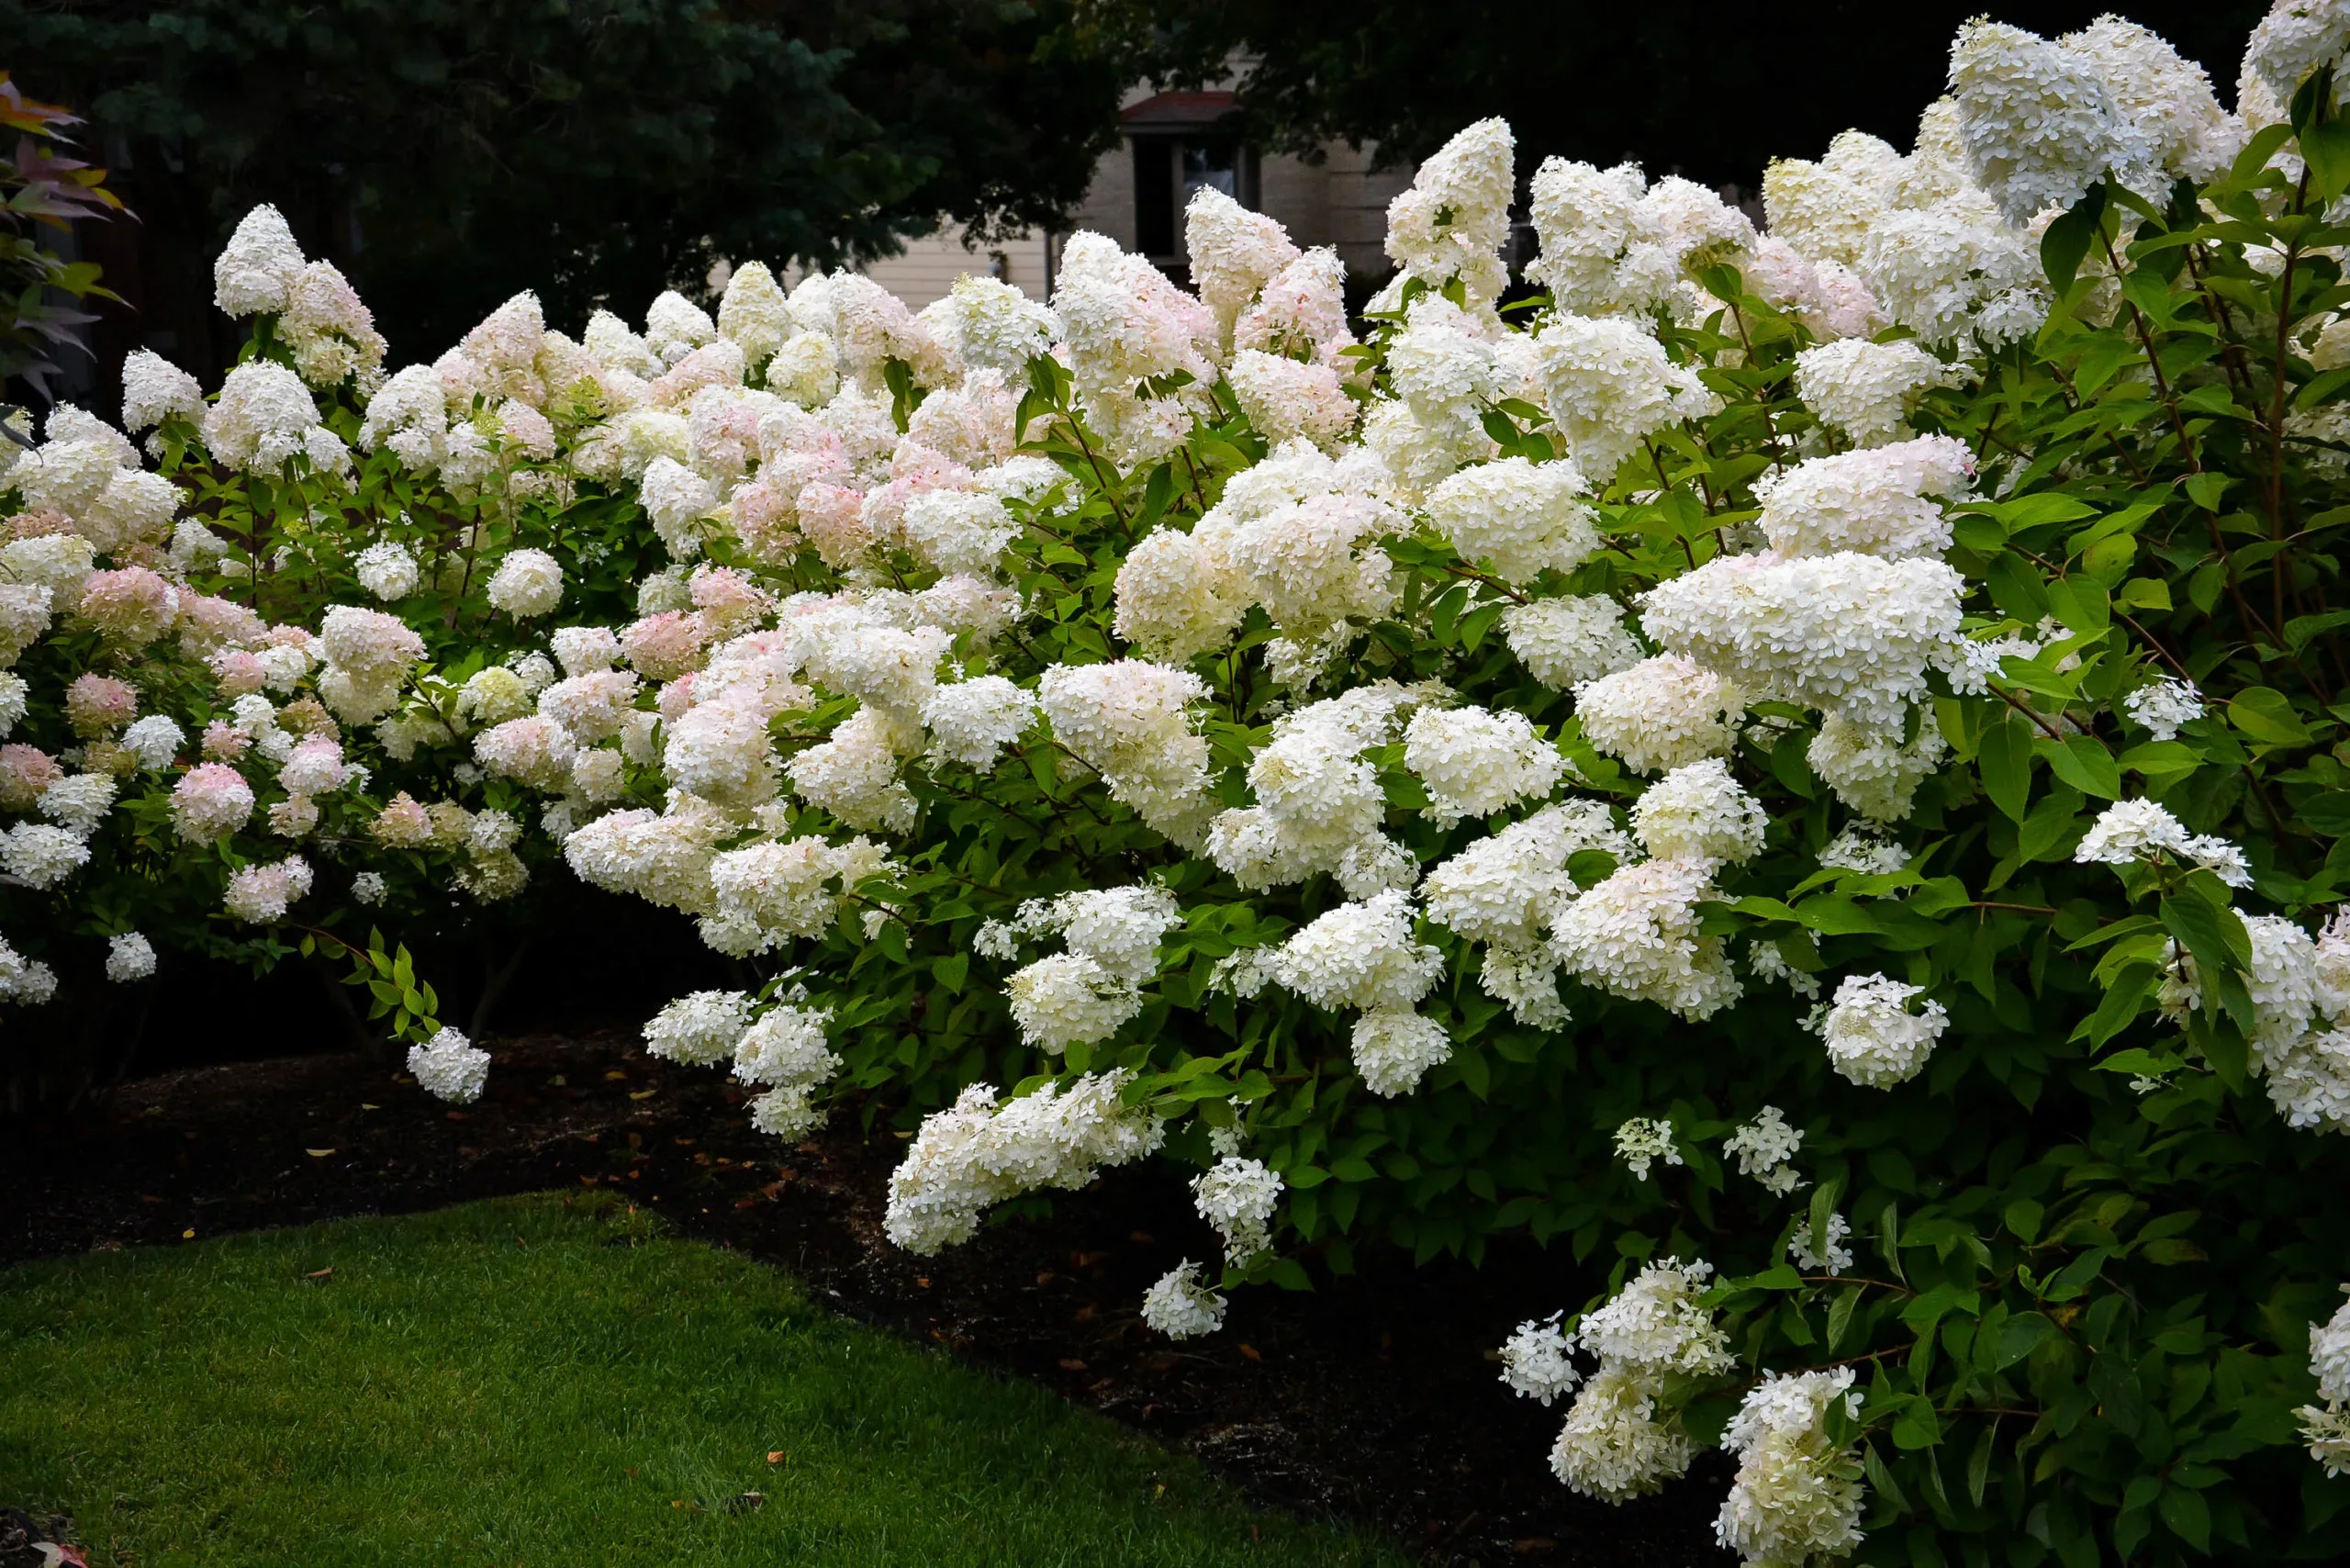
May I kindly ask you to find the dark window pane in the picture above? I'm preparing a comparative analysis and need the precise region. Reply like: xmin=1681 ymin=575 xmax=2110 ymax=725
xmin=1181 ymin=140 xmax=1239 ymax=207
xmin=1134 ymin=138 xmax=1175 ymax=258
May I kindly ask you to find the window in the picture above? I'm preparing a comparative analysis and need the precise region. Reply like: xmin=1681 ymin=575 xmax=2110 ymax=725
xmin=1130 ymin=136 xmax=1258 ymax=279
xmin=1181 ymin=140 xmax=1240 ymax=206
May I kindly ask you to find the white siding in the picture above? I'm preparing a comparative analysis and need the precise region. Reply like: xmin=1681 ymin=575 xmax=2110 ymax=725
xmin=829 ymin=230 xmax=1055 ymax=311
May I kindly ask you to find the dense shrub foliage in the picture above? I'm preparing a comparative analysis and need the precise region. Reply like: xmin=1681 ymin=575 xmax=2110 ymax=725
xmin=14 ymin=5 xmax=2350 ymax=1562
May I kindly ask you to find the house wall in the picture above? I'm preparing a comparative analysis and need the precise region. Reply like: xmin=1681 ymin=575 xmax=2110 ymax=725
xmin=813 ymin=230 xmax=1055 ymax=313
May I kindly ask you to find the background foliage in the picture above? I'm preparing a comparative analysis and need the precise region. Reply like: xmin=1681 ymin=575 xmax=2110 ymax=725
xmin=1073 ymin=0 xmax=2275 ymax=183
xmin=0 ymin=0 xmax=1122 ymax=366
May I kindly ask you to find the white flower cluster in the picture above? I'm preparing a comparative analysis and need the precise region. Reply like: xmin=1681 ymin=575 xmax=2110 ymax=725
xmin=1526 ymin=159 xmax=1756 ymax=321
xmin=1266 ymin=890 xmax=1451 ymax=1095
xmin=883 ymin=1070 xmax=1164 ymax=1254
xmin=1497 ymin=1313 xmax=1581 ymax=1406
xmin=1426 ymin=456 xmax=1600 ymax=586
xmin=105 ymin=931 xmax=157 ymax=983
xmin=1613 ymin=1116 xmax=1683 ymax=1182
xmin=1384 ymin=118 xmax=1516 ymax=307
xmin=1503 ymin=596 xmax=1643 ymax=691
xmin=1534 ymin=314 xmax=1723 ymax=482
xmin=1551 ymin=854 xmax=1740 ymax=1022
xmin=985 ymin=883 xmax=1183 ymax=1053
xmin=1788 ymin=1209 xmax=1853 ymax=1276
xmin=1947 ymin=19 xmax=2162 ymax=224
xmin=1141 ymin=1260 xmax=1228 ymax=1339
xmin=1404 ymin=702 xmax=1568 ymax=825
xmin=0 ymin=934 xmax=59 ymax=1007
xmin=1550 ymin=1258 xmax=1733 ymax=1501
xmin=1037 ymin=660 xmax=1216 ymax=846
xmin=1723 ymin=1106 xmax=1807 ymax=1196
xmin=1815 ymin=972 xmax=1949 ymax=1089
xmin=734 ymin=1001 xmax=841 ymax=1139
xmin=2302 ymin=1286 xmax=2350 ymax=1476
xmin=1639 ymin=552 xmax=1964 ymax=736
xmin=644 ymin=988 xmax=755 ymax=1065
xmin=1792 ymin=339 xmax=1950 ymax=447
xmin=2123 ymin=677 xmax=2205 ymax=741
xmin=1715 ymin=1369 xmax=1866 ymax=1567
xmin=2074 ymin=799 xmax=2253 ymax=889
xmin=2162 ymin=912 xmax=2350 ymax=1135
xmin=1573 ymin=655 xmax=1741 ymax=777
xmin=407 ymin=1026 xmax=490 ymax=1104
xmin=1421 ymin=801 xmax=1631 ymax=1028
xmin=1760 ymin=98 xmax=2082 ymax=351
xmin=1193 ymin=1155 xmax=1284 ymax=1269
xmin=1205 ymin=681 xmax=1436 ymax=899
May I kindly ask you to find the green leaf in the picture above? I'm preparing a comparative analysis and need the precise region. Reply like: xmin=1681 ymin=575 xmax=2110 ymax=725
xmin=1967 ymin=1421 xmax=1998 ymax=1507
xmin=2036 ymin=734 xmax=2121 ymax=800
xmin=1807 ymin=1179 xmax=1843 ymax=1279
xmin=2184 ymin=471 xmax=2230 ymax=512
xmin=2044 ymin=576 xmax=2109 ymax=636
xmin=2300 ymin=791 xmax=2350 ymax=836
xmin=1826 ymin=1285 xmax=1863 ymax=1351
xmin=2157 ymin=1484 xmax=2211 ymax=1552
xmin=2160 ymin=895 xmax=2252 ymax=977
xmin=1266 ymin=1258 xmax=1314 ymax=1292
xmin=2117 ymin=740 xmax=2201 ymax=782
xmin=1984 ymin=553 xmax=2051 ymax=622
xmin=1891 ymin=1396 xmax=1943 ymax=1450
xmin=2288 ymin=610 xmax=2350 ymax=650
xmin=1951 ymin=512 xmax=2006 ymax=554
xmin=930 ymin=953 xmax=968 ymax=993
xmin=2228 ymin=686 xmax=2312 ymax=745
xmin=1863 ymin=1440 xmax=1910 ymax=1514
xmin=2076 ymin=962 xmax=2157 ymax=1046
xmin=2303 ymin=112 xmax=2350 ymax=203
xmin=1994 ymin=493 xmax=2100 ymax=529
xmin=1994 ymin=1311 xmax=2055 ymax=1369
xmin=2042 ymin=185 xmax=2108 ymax=293
xmin=2093 ymin=1047 xmax=2185 ymax=1077
xmin=1680 ymin=1395 xmax=1739 ymax=1450
xmin=1979 ymin=712 xmax=2034 ymax=822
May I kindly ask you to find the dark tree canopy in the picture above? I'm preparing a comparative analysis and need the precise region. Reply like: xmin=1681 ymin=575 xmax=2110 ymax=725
xmin=0 ymin=0 xmax=1123 ymax=371
xmin=1080 ymin=0 xmax=2275 ymax=186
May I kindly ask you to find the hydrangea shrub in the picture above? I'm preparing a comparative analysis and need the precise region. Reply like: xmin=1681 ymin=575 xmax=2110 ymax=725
xmin=10 ymin=5 xmax=2350 ymax=1561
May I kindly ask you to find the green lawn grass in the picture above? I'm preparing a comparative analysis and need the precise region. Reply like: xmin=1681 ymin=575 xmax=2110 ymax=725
xmin=0 ymin=1194 xmax=1405 ymax=1568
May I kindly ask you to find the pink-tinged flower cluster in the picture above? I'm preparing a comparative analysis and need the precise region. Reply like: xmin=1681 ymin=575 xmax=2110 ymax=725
xmin=372 ymin=791 xmax=435 ymax=847
xmin=223 ymin=855 xmax=314 ymax=923
xmin=278 ymin=735 xmax=352 ymax=797
xmin=0 ymin=744 xmax=62 ymax=810
xmin=63 ymin=673 xmax=140 ymax=738
xmin=201 ymin=722 xmax=252 ymax=762
xmin=177 ymin=593 xmax=266 ymax=654
xmin=75 ymin=566 xmax=180 ymax=646
xmin=170 ymin=763 xmax=257 ymax=843
xmin=623 ymin=611 xmax=708 ymax=681
xmin=209 ymin=649 xmax=269 ymax=695
xmin=474 ymin=715 xmax=577 ymax=790
xmin=317 ymin=605 xmax=425 ymax=675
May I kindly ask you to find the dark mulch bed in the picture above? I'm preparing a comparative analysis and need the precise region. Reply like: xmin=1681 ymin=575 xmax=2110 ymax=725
xmin=0 ymin=1031 xmax=1730 ymax=1568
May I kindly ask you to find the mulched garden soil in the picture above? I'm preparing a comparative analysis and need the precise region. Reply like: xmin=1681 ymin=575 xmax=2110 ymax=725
xmin=0 ymin=1032 xmax=1731 ymax=1568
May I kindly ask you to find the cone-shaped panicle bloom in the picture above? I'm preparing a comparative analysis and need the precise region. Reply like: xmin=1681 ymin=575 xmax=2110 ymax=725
xmin=1386 ymin=118 xmax=1516 ymax=305
xmin=214 ymin=205 xmax=306 ymax=317
xmin=884 ymin=1072 xmax=1164 ymax=1254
